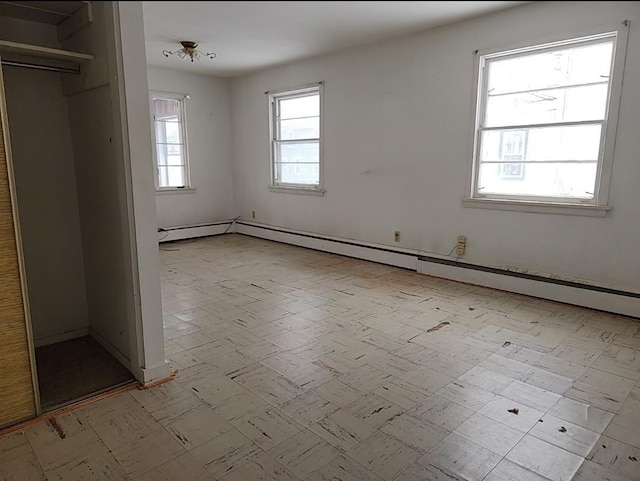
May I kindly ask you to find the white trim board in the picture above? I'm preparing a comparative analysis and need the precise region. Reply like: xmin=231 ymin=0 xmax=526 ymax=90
xmin=138 ymin=362 xmax=171 ymax=384
xmin=236 ymin=221 xmax=418 ymax=271
xmin=236 ymin=221 xmax=638 ymax=319
xmin=34 ymin=327 xmax=89 ymax=348
xmin=158 ymin=221 xmax=234 ymax=243
xmin=418 ymin=258 xmax=639 ymax=319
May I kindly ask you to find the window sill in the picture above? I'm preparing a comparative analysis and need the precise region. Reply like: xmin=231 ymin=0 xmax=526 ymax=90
xmin=462 ymin=198 xmax=611 ymax=217
xmin=269 ymin=185 xmax=325 ymax=196
xmin=156 ymin=187 xmax=196 ymax=195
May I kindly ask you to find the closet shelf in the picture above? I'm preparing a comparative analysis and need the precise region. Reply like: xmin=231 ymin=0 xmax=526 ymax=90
xmin=0 ymin=40 xmax=94 ymax=63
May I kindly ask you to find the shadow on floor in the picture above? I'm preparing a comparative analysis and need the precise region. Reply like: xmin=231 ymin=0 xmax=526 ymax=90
xmin=35 ymin=336 xmax=135 ymax=411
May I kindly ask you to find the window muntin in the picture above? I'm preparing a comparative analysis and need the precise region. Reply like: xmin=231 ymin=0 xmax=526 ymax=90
xmin=472 ymin=33 xmax=619 ymax=204
xmin=270 ymin=86 xmax=322 ymax=188
xmin=153 ymin=96 xmax=189 ymax=189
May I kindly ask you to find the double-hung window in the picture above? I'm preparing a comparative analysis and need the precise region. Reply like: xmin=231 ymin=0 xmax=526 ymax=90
xmin=468 ymin=25 xmax=628 ymax=214
xmin=151 ymin=93 xmax=190 ymax=190
xmin=269 ymin=84 xmax=323 ymax=193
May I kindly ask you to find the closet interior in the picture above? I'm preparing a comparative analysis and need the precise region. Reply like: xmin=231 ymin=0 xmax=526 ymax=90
xmin=0 ymin=1 xmax=136 ymax=424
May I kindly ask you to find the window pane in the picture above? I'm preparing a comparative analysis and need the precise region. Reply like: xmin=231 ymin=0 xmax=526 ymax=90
xmin=487 ymin=40 xmax=614 ymax=95
xmin=477 ymin=162 xmax=597 ymax=199
xmin=153 ymin=98 xmax=182 ymax=122
xmin=276 ymin=142 xmax=319 ymax=164
xmin=158 ymin=165 xmax=186 ymax=188
xmin=276 ymin=163 xmax=320 ymax=185
xmin=279 ymin=117 xmax=319 ymax=140
xmin=155 ymin=120 xmax=183 ymax=144
xmin=485 ymin=83 xmax=609 ymax=127
xmin=157 ymin=143 xmax=185 ymax=167
xmin=279 ymin=94 xmax=319 ymax=120
xmin=480 ymin=124 xmax=602 ymax=162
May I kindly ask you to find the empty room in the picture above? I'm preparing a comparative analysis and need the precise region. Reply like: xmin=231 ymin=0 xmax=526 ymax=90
xmin=0 ymin=1 xmax=639 ymax=481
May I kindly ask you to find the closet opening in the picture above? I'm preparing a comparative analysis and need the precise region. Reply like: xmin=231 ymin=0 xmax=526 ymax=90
xmin=0 ymin=1 xmax=138 ymax=419
xmin=1 ymin=57 xmax=135 ymax=412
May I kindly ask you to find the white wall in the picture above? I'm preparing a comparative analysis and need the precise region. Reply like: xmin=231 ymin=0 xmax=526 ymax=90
xmin=147 ymin=67 xmax=235 ymax=228
xmin=3 ymin=67 xmax=88 ymax=342
xmin=61 ymin=1 xmax=169 ymax=382
xmin=111 ymin=1 xmax=169 ymax=383
xmin=64 ymin=2 xmax=132 ymax=361
xmin=231 ymin=1 xmax=640 ymax=294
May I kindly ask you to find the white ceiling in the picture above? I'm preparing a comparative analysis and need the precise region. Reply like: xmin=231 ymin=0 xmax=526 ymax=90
xmin=143 ymin=1 xmax=527 ymax=78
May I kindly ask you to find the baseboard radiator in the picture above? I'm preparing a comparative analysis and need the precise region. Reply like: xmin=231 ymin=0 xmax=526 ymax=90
xmin=235 ymin=221 xmax=639 ymax=319
xmin=158 ymin=220 xmax=234 ymax=243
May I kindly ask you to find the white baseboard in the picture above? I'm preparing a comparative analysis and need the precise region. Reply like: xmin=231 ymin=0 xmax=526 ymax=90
xmin=158 ymin=221 xmax=234 ymax=243
xmin=34 ymin=327 xmax=89 ymax=347
xmin=235 ymin=221 xmax=638 ymax=319
xmin=137 ymin=362 xmax=172 ymax=385
xmin=418 ymin=258 xmax=639 ymax=318
xmin=90 ymin=328 xmax=170 ymax=384
xmin=236 ymin=221 xmax=418 ymax=270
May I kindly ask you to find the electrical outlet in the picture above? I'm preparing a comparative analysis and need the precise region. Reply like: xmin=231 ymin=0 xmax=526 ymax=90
xmin=252 ymin=210 xmax=255 ymax=219
xmin=394 ymin=231 xmax=401 ymax=242
xmin=456 ymin=235 xmax=467 ymax=256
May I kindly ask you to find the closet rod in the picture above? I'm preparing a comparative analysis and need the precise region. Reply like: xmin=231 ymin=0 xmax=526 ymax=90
xmin=1 ymin=60 xmax=80 ymax=75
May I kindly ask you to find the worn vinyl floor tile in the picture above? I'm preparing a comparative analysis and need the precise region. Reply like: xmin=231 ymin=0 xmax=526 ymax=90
xmin=313 ymin=379 xmax=365 ymax=408
xmin=24 ymin=412 xmax=105 ymax=472
xmin=0 ymin=432 xmax=45 ymax=481
xmin=268 ymin=430 xmax=340 ymax=479
xmin=373 ymin=377 xmax=431 ymax=409
xmin=4 ymin=235 xmax=640 ymax=481
xmin=546 ymin=396 xmax=615 ymax=434
xmin=307 ymin=454 xmax=385 ymax=481
xmin=380 ymin=412 xmax=450 ymax=454
xmin=309 ymin=408 xmax=376 ymax=452
xmin=500 ymin=380 xmax=561 ymax=412
xmin=393 ymin=462 xmax=467 ymax=481
xmin=344 ymin=392 xmax=405 ymax=428
xmin=91 ymin=405 xmax=164 ymax=450
xmin=189 ymin=427 xmax=262 ymax=478
xmin=44 ymin=450 xmax=129 ymax=481
xmin=572 ymin=459 xmax=637 ymax=481
xmin=484 ymin=458 xmax=555 ymax=481
xmin=231 ymin=407 xmax=304 ymax=450
xmin=111 ymin=428 xmax=185 ymax=479
xmin=166 ymin=404 xmax=233 ymax=449
xmin=410 ymin=394 xmax=474 ymax=431
xmin=565 ymin=368 xmax=636 ymax=413
xmin=219 ymin=451 xmax=299 ymax=481
xmin=477 ymin=396 xmax=545 ymax=433
xmin=586 ymin=435 xmax=640 ymax=479
xmin=453 ymin=412 xmax=524 ymax=456
xmin=436 ymin=380 xmax=496 ymax=411
xmin=506 ymin=435 xmax=584 ymax=481
xmin=346 ymin=430 xmax=421 ymax=481
xmin=134 ymin=452 xmax=212 ymax=481
xmin=280 ymin=392 xmax=339 ymax=427
xmin=457 ymin=366 xmax=515 ymax=394
xmin=418 ymin=432 xmax=501 ymax=481
xmin=530 ymin=414 xmax=600 ymax=457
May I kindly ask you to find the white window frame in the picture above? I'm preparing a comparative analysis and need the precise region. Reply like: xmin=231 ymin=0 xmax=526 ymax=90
xmin=150 ymin=91 xmax=193 ymax=193
xmin=464 ymin=22 xmax=629 ymax=217
xmin=268 ymin=82 xmax=324 ymax=196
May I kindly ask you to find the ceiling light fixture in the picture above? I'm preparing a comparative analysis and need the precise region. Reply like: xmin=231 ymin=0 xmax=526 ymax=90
xmin=162 ymin=41 xmax=216 ymax=62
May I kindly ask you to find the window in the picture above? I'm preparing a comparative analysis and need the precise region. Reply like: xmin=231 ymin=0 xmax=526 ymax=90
xmin=468 ymin=25 xmax=628 ymax=213
xmin=499 ymin=130 xmax=528 ymax=180
xmin=269 ymin=84 xmax=323 ymax=193
xmin=151 ymin=94 xmax=189 ymax=189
